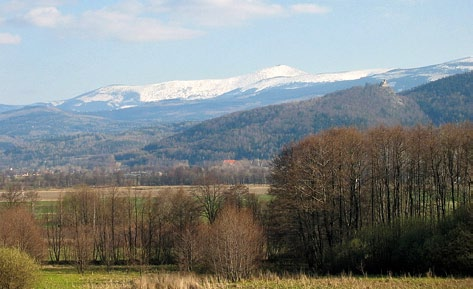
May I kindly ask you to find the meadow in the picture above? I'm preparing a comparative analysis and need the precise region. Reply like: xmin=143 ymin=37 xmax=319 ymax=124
xmin=34 ymin=185 xmax=270 ymax=201
xmin=5 ymin=184 xmax=471 ymax=288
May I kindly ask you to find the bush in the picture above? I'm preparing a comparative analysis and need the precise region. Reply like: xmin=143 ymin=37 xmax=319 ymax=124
xmin=205 ymin=206 xmax=265 ymax=281
xmin=427 ymin=205 xmax=473 ymax=276
xmin=330 ymin=206 xmax=473 ymax=276
xmin=0 ymin=207 xmax=45 ymax=260
xmin=0 ymin=247 xmax=39 ymax=289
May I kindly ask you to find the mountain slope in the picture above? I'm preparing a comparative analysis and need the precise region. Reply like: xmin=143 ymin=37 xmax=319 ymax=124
xmin=144 ymin=83 xmax=428 ymax=163
xmin=367 ymin=57 xmax=473 ymax=90
xmin=56 ymin=65 xmax=386 ymax=112
xmin=0 ymin=104 xmax=22 ymax=113
xmin=52 ymin=57 xmax=473 ymax=122
xmin=402 ymin=71 xmax=473 ymax=124
xmin=0 ymin=105 xmax=185 ymax=170
xmin=145 ymin=71 xmax=473 ymax=164
xmin=0 ymin=106 xmax=126 ymax=136
xmin=0 ymin=58 xmax=471 ymax=171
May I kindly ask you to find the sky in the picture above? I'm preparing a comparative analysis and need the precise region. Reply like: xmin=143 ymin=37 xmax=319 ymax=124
xmin=0 ymin=0 xmax=472 ymax=105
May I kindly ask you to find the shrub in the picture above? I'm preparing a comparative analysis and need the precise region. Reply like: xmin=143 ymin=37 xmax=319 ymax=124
xmin=0 ymin=206 xmax=45 ymax=260
xmin=427 ymin=205 xmax=473 ymax=275
xmin=205 ymin=206 xmax=265 ymax=281
xmin=0 ymin=247 xmax=39 ymax=289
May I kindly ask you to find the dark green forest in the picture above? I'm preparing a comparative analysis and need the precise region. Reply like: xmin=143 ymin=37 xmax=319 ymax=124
xmin=403 ymin=71 xmax=473 ymax=124
xmin=145 ymin=83 xmax=428 ymax=163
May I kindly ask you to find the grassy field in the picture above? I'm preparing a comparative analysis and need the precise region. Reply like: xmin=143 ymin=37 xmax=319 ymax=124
xmin=30 ymin=185 xmax=271 ymax=219
xmin=37 ymin=266 xmax=145 ymax=289
xmin=34 ymin=185 xmax=270 ymax=201
xmin=36 ymin=266 xmax=473 ymax=289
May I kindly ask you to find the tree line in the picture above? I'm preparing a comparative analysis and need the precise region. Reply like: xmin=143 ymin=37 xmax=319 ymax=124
xmin=0 ymin=123 xmax=472 ymax=278
xmin=268 ymin=123 xmax=473 ymax=274
xmin=4 ymin=180 xmax=263 ymax=281
xmin=0 ymin=159 xmax=269 ymax=189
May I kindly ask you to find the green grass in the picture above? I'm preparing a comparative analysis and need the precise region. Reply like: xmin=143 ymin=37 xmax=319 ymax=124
xmin=37 ymin=266 xmax=140 ymax=289
xmin=33 ymin=201 xmax=56 ymax=216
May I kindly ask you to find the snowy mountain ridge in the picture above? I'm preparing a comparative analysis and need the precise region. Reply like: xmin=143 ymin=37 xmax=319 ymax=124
xmin=72 ymin=65 xmax=388 ymax=106
xmin=56 ymin=57 xmax=473 ymax=113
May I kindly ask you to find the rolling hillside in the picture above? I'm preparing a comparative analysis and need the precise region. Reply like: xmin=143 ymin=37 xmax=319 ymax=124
xmin=0 ymin=69 xmax=471 ymax=171
xmin=403 ymin=71 xmax=473 ymax=124
xmin=144 ymin=83 xmax=429 ymax=163
xmin=144 ymin=72 xmax=472 ymax=164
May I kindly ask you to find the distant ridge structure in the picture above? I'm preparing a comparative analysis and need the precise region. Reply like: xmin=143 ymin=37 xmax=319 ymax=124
xmin=380 ymin=79 xmax=389 ymax=87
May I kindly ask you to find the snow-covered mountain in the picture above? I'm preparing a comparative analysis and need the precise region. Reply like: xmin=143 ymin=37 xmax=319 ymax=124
xmin=57 ymin=65 xmax=387 ymax=111
xmin=55 ymin=57 xmax=473 ymax=120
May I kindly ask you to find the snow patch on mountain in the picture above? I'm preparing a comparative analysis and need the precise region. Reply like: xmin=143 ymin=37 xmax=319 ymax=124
xmin=59 ymin=57 xmax=473 ymax=112
xmin=74 ymin=65 xmax=389 ymax=106
xmin=131 ymin=65 xmax=328 ymax=102
xmin=373 ymin=57 xmax=473 ymax=83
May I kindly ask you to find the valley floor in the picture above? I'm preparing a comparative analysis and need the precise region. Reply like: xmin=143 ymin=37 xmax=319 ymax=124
xmin=34 ymin=185 xmax=270 ymax=201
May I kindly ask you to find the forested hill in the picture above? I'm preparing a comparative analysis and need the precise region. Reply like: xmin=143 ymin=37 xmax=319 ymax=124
xmin=144 ymin=83 xmax=429 ymax=163
xmin=402 ymin=71 xmax=473 ymax=124
xmin=1 ymin=72 xmax=471 ymax=171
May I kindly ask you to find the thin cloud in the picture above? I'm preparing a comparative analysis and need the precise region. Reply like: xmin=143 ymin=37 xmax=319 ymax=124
xmin=0 ymin=32 xmax=21 ymax=44
xmin=2 ymin=1 xmax=331 ymax=42
xmin=80 ymin=9 xmax=203 ymax=42
xmin=159 ymin=0 xmax=285 ymax=27
xmin=291 ymin=4 xmax=331 ymax=14
xmin=0 ymin=0 xmax=69 ymax=13
xmin=24 ymin=6 xmax=72 ymax=27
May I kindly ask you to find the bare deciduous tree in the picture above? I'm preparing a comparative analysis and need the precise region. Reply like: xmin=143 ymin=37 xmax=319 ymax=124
xmin=267 ymin=124 xmax=473 ymax=272
xmin=169 ymin=188 xmax=202 ymax=271
xmin=0 ymin=206 xmax=45 ymax=260
xmin=194 ymin=174 xmax=226 ymax=224
xmin=63 ymin=185 xmax=98 ymax=273
xmin=45 ymin=193 xmax=65 ymax=263
xmin=206 ymin=206 xmax=265 ymax=281
xmin=0 ymin=183 xmax=25 ymax=207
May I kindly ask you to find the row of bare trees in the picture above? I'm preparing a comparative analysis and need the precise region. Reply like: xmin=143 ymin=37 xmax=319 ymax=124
xmin=41 ymin=181 xmax=264 ymax=280
xmin=268 ymin=123 xmax=473 ymax=272
xmin=0 ymin=159 xmax=270 ymax=190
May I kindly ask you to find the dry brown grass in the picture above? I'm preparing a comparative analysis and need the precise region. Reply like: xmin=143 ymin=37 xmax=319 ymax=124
xmin=35 ymin=185 xmax=269 ymax=201
xmin=238 ymin=273 xmax=473 ymax=289
xmin=87 ymin=273 xmax=222 ymax=289
xmin=83 ymin=272 xmax=473 ymax=289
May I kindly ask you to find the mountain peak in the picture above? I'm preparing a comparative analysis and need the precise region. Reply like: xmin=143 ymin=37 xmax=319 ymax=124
xmin=253 ymin=65 xmax=308 ymax=79
xmin=54 ymin=57 xmax=473 ymax=114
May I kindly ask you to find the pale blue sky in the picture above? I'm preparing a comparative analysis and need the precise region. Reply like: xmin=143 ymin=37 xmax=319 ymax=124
xmin=0 ymin=0 xmax=472 ymax=105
